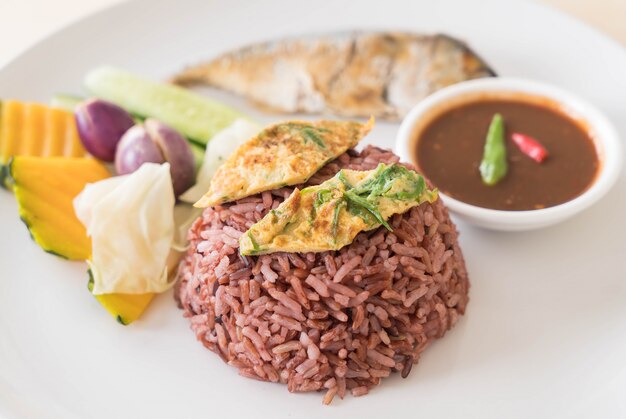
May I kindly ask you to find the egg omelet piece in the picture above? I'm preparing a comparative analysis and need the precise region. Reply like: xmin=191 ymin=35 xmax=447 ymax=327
xmin=239 ymin=163 xmax=438 ymax=255
xmin=194 ymin=118 xmax=374 ymax=208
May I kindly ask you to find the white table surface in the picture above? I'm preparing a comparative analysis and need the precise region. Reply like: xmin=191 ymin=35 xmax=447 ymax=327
xmin=1 ymin=0 xmax=625 ymax=71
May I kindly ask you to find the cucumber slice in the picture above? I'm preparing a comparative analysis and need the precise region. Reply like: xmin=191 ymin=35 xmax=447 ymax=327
xmin=50 ymin=94 xmax=83 ymax=111
xmin=84 ymin=67 xmax=247 ymax=145
xmin=189 ymin=141 xmax=205 ymax=173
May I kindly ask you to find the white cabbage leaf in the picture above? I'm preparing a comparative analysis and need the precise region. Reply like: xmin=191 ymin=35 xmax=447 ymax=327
xmin=74 ymin=163 xmax=175 ymax=295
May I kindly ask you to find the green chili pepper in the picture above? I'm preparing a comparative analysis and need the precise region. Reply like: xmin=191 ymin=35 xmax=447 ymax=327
xmin=479 ymin=113 xmax=508 ymax=186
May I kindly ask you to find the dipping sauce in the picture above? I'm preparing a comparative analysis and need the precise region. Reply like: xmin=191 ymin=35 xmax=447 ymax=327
xmin=415 ymin=99 xmax=599 ymax=210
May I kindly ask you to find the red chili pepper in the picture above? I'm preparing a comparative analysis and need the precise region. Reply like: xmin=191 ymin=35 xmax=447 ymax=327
xmin=511 ymin=132 xmax=549 ymax=163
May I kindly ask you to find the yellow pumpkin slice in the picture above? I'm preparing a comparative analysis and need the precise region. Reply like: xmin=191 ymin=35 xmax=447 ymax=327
xmin=10 ymin=156 xmax=110 ymax=259
xmin=88 ymin=272 xmax=155 ymax=325
xmin=0 ymin=100 xmax=87 ymax=187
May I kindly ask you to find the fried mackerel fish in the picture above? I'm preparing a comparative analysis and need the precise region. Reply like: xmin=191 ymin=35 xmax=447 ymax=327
xmin=195 ymin=118 xmax=374 ymax=207
xmin=240 ymin=163 xmax=438 ymax=255
xmin=173 ymin=32 xmax=495 ymax=120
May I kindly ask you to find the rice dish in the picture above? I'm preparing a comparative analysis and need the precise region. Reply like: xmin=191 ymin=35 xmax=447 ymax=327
xmin=176 ymin=146 xmax=470 ymax=404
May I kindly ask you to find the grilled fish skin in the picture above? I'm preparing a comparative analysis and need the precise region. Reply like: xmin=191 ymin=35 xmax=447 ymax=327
xmin=172 ymin=32 xmax=495 ymax=120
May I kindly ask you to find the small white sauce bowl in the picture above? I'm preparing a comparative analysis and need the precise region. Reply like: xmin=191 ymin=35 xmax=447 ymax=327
xmin=395 ymin=77 xmax=622 ymax=231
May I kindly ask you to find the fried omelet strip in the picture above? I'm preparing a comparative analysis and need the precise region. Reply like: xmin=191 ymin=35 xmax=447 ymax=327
xmin=195 ymin=118 xmax=374 ymax=208
xmin=239 ymin=163 xmax=438 ymax=255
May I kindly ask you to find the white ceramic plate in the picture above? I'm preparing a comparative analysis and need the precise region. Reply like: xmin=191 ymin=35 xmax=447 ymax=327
xmin=1 ymin=1 xmax=625 ymax=418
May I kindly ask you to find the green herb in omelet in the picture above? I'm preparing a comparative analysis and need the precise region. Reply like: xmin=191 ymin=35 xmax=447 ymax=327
xmin=331 ymin=200 xmax=346 ymax=237
xmin=247 ymin=231 xmax=260 ymax=251
xmin=282 ymin=123 xmax=329 ymax=149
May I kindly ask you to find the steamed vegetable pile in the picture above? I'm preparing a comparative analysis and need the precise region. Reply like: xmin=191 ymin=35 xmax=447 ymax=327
xmin=1 ymin=66 xmax=251 ymax=324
